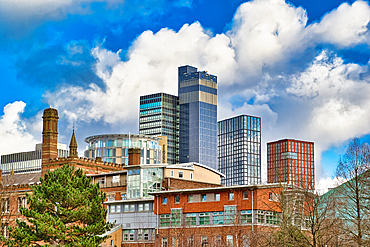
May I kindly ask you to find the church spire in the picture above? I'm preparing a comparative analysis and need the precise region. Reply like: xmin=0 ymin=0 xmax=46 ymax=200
xmin=69 ymin=127 xmax=78 ymax=158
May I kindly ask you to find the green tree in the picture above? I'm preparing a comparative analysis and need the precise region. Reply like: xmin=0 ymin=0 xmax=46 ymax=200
xmin=2 ymin=165 xmax=113 ymax=247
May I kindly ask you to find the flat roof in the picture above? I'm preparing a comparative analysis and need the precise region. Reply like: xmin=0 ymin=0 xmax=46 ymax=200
xmin=84 ymin=134 xmax=159 ymax=143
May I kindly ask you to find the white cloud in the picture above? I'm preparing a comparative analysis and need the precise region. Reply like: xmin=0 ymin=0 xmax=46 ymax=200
xmin=0 ymin=101 xmax=40 ymax=156
xmin=309 ymin=0 xmax=370 ymax=47
xmin=316 ymin=176 xmax=347 ymax=195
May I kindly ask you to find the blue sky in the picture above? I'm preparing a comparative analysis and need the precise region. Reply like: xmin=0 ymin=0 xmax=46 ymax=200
xmin=0 ymin=0 xmax=369 ymax=191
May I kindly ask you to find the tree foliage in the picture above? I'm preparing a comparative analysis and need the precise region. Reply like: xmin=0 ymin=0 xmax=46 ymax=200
xmin=2 ymin=165 xmax=113 ymax=247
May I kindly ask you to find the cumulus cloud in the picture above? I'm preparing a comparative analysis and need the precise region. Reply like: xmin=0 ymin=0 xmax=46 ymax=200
xmin=42 ymin=0 xmax=370 ymax=190
xmin=0 ymin=102 xmax=40 ymax=156
xmin=316 ymin=176 xmax=347 ymax=195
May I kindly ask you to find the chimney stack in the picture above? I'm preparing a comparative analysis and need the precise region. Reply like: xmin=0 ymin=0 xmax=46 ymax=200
xmin=128 ymin=148 xmax=141 ymax=165
xmin=42 ymin=108 xmax=59 ymax=163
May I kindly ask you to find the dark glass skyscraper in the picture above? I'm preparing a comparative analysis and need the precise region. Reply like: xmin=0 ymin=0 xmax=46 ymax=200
xmin=218 ymin=115 xmax=261 ymax=186
xmin=178 ymin=65 xmax=217 ymax=169
xmin=139 ymin=93 xmax=179 ymax=164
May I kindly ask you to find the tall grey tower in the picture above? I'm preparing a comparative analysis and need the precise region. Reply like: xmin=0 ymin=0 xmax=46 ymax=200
xmin=178 ymin=65 xmax=217 ymax=169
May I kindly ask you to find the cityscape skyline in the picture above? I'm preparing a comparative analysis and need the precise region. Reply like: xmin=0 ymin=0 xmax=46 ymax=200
xmin=0 ymin=0 xmax=369 ymax=192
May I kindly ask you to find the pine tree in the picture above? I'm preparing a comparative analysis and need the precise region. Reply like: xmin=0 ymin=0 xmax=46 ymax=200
xmin=3 ymin=165 xmax=113 ymax=247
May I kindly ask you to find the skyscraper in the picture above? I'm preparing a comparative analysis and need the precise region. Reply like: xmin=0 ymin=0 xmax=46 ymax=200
xmin=267 ymin=139 xmax=315 ymax=191
xmin=139 ymin=93 xmax=179 ymax=164
xmin=178 ymin=65 xmax=217 ymax=169
xmin=218 ymin=115 xmax=261 ymax=186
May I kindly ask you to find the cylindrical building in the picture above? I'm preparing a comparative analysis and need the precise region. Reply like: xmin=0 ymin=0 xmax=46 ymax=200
xmin=84 ymin=134 xmax=162 ymax=165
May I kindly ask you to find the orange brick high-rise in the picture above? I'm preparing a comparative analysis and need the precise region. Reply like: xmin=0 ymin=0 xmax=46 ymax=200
xmin=267 ymin=139 xmax=315 ymax=191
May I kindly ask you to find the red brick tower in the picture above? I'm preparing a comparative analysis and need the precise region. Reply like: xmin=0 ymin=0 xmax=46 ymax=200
xmin=42 ymin=108 xmax=59 ymax=163
xmin=69 ymin=129 xmax=78 ymax=158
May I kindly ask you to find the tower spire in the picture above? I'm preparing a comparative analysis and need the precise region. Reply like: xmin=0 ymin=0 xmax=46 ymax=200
xmin=69 ymin=126 xmax=78 ymax=158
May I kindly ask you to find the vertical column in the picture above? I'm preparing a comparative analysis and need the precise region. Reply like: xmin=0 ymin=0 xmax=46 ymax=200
xmin=42 ymin=108 xmax=59 ymax=163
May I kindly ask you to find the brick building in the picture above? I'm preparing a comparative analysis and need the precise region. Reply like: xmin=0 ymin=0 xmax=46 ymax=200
xmin=267 ymin=139 xmax=315 ymax=191
xmin=151 ymin=183 xmax=311 ymax=247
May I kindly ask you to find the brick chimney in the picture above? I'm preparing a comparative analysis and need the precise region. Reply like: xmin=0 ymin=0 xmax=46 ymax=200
xmin=128 ymin=148 xmax=141 ymax=165
xmin=42 ymin=108 xmax=59 ymax=163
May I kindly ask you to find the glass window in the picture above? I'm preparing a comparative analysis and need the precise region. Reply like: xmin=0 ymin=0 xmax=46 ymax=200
xmin=116 ymin=204 xmax=121 ymax=213
xmin=225 ymin=206 xmax=236 ymax=224
xmin=162 ymin=237 xmax=168 ymax=247
xmin=212 ymin=212 xmax=224 ymax=225
xmin=241 ymin=210 xmax=252 ymax=223
xmin=201 ymin=194 xmax=207 ymax=202
xmin=110 ymin=205 xmax=115 ymax=213
xmin=138 ymin=204 xmax=144 ymax=211
xmin=129 ymin=230 xmax=134 ymax=241
xmin=130 ymin=204 xmax=135 ymax=212
xmin=188 ymin=195 xmax=193 ymax=202
xmin=160 ymin=214 xmax=170 ymax=226
xmin=171 ymin=170 xmax=174 ymax=177
xmin=178 ymin=171 xmax=184 ymax=178
xmin=215 ymin=193 xmax=220 ymax=201
xmin=199 ymin=212 xmax=210 ymax=225
xmin=144 ymin=203 xmax=150 ymax=211
xmin=229 ymin=192 xmax=234 ymax=200
xmin=123 ymin=230 xmax=129 ymax=241
xmin=186 ymin=213 xmax=197 ymax=225
xmin=201 ymin=236 xmax=208 ymax=246
xmin=162 ymin=197 xmax=167 ymax=204
xmin=243 ymin=191 xmax=248 ymax=199
xmin=171 ymin=208 xmax=182 ymax=226
xmin=227 ymin=235 xmax=233 ymax=246
xmin=215 ymin=236 xmax=221 ymax=245
xmin=175 ymin=195 xmax=180 ymax=204
xmin=190 ymin=172 xmax=193 ymax=180
xmin=124 ymin=204 xmax=129 ymax=212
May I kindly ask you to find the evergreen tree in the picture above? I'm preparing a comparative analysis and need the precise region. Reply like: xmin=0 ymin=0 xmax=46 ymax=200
xmin=3 ymin=165 xmax=113 ymax=247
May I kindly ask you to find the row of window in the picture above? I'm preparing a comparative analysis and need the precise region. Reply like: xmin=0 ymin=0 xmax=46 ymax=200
xmin=1 ymin=196 xmax=27 ymax=214
xmin=159 ymin=208 xmax=279 ymax=227
xmin=123 ymin=228 xmax=155 ymax=242
xmin=162 ymin=191 xmax=249 ymax=205
xmin=162 ymin=234 xmax=249 ymax=247
xmin=108 ymin=203 xmax=152 ymax=213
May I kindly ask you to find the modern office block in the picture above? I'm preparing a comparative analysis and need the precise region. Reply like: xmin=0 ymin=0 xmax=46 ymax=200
xmin=84 ymin=134 xmax=162 ymax=165
xmin=139 ymin=93 xmax=179 ymax=164
xmin=218 ymin=115 xmax=261 ymax=186
xmin=178 ymin=65 xmax=217 ymax=170
xmin=0 ymin=143 xmax=68 ymax=175
xmin=267 ymin=139 xmax=315 ymax=191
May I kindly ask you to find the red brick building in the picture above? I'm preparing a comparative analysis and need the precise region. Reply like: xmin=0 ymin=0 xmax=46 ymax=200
xmin=151 ymin=184 xmax=309 ymax=247
xmin=267 ymin=139 xmax=315 ymax=191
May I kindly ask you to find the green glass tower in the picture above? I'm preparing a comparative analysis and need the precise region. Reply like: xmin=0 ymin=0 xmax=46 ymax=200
xmin=139 ymin=93 xmax=179 ymax=164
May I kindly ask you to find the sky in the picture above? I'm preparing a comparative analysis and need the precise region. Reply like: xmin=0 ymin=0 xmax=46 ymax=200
xmin=0 ymin=0 xmax=369 ymax=192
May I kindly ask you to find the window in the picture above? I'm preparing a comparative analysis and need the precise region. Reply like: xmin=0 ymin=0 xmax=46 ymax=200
xmin=269 ymin=193 xmax=278 ymax=202
xmin=215 ymin=193 xmax=220 ymax=201
xmin=110 ymin=240 xmax=113 ymax=246
xmin=178 ymin=171 xmax=184 ymax=178
xmin=98 ymin=177 xmax=105 ymax=186
xmin=116 ymin=204 xmax=121 ymax=213
xmin=107 ymin=194 xmax=115 ymax=201
xmin=124 ymin=204 xmax=129 ymax=212
xmin=162 ymin=237 xmax=168 ymax=247
xmin=112 ymin=175 xmax=120 ymax=183
xmin=190 ymin=172 xmax=193 ymax=180
xmin=162 ymin=197 xmax=167 ymax=204
xmin=123 ymin=230 xmax=129 ymax=241
xmin=243 ymin=191 xmax=248 ymax=199
xmin=1 ymin=198 xmax=9 ymax=214
xmin=144 ymin=229 xmax=150 ymax=240
xmin=138 ymin=204 xmax=144 ymax=211
xmin=171 ymin=208 xmax=182 ymax=226
xmin=229 ymin=192 xmax=234 ymax=200
xmin=225 ymin=206 xmax=236 ymax=224
xmin=144 ymin=203 xmax=150 ymax=211
xmin=212 ymin=212 xmax=224 ymax=225
xmin=243 ymin=235 xmax=250 ymax=247
xmin=110 ymin=205 xmax=116 ymax=213
xmin=201 ymin=236 xmax=208 ymax=246
xmin=18 ymin=197 xmax=27 ymax=212
xmin=201 ymin=194 xmax=207 ymax=202
xmin=266 ymin=211 xmax=279 ymax=225
xmin=160 ymin=214 xmax=170 ymax=226
xmin=170 ymin=170 xmax=174 ymax=177
xmin=187 ymin=236 xmax=194 ymax=246
xmin=199 ymin=212 xmax=210 ymax=225
xmin=227 ymin=235 xmax=233 ymax=246
xmin=241 ymin=210 xmax=252 ymax=223
xmin=257 ymin=210 xmax=265 ymax=223
xmin=188 ymin=195 xmax=193 ymax=202
xmin=129 ymin=230 xmax=135 ymax=241
xmin=186 ymin=213 xmax=197 ymax=225
xmin=172 ymin=237 xmax=177 ymax=247
xmin=138 ymin=229 xmax=143 ymax=240
xmin=175 ymin=195 xmax=180 ymax=204
xmin=215 ymin=235 xmax=221 ymax=245
xmin=130 ymin=204 xmax=135 ymax=212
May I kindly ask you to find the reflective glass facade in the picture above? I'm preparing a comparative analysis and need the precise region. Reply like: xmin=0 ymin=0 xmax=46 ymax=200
xmin=267 ymin=139 xmax=315 ymax=191
xmin=139 ymin=93 xmax=179 ymax=164
xmin=127 ymin=166 xmax=162 ymax=199
xmin=218 ymin=115 xmax=261 ymax=185
xmin=84 ymin=134 xmax=161 ymax=165
xmin=178 ymin=66 xmax=217 ymax=170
